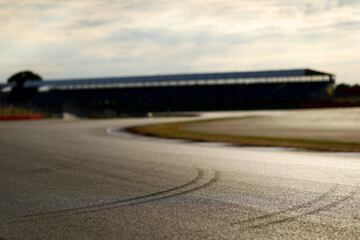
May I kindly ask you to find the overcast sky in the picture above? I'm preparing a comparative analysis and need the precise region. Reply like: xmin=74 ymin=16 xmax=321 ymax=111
xmin=1 ymin=0 xmax=359 ymax=84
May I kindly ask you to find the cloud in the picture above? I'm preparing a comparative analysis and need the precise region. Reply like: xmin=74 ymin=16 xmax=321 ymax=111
xmin=0 ymin=0 xmax=359 ymax=83
xmin=333 ymin=20 xmax=360 ymax=30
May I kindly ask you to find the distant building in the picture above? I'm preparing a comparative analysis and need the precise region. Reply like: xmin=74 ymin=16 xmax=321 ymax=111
xmin=1 ymin=69 xmax=335 ymax=116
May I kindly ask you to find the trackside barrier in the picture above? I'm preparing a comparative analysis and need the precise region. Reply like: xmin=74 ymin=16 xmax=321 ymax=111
xmin=0 ymin=114 xmax=43 ymax=121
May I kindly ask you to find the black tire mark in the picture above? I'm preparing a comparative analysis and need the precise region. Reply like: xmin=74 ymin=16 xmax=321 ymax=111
xmin=233 ymin=187 xmax=355 ymax=230
xmin=248 ymin=192 xmax=355 ymax=229
xmin=83 ymin=170 xmax=220 ymax=215
xmin=9 ymin=167 xmax=218 ymax=223
xmin=232 ymin=186 xmax=337 ymax=226
xmin=26 ymin=158 xmax=84 ymax=174
xmin=0 ymin=157 xmax=85 ymax=181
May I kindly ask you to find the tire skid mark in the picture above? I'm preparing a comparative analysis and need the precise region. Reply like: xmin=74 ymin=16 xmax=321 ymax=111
xmin=8 ymin=167 xmax=219 ymax=223
xmin=26 ymin=158 xmax=84 ymax=175
xmin=83 ymin=170 xmax=220 ymax=215
xmin=0 ymin=157 xmax=85 ymax=180
xmin=233 ymin=186 xmax=338 ymax=225
xmin=232 ymin=185 xmax=355 ymax=230
xmin=248 ymin=192 xmax=355 ymax=229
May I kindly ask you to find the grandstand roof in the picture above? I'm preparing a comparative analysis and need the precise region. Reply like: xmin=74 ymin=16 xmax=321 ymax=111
xmin=2 ymin=68 xmax=335 ymax=91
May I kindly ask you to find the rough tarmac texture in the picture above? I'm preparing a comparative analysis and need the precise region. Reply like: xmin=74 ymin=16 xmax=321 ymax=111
xmin=1 ymin=111 xmax=360 ymax=239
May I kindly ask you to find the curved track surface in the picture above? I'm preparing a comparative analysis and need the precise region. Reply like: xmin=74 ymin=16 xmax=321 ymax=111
xmin=1 ymin=113 xmax=360 ymax=239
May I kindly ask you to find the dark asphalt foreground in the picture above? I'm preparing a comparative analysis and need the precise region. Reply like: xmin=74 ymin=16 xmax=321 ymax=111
xmin=1 ymin=116 xmax=360 ymax=239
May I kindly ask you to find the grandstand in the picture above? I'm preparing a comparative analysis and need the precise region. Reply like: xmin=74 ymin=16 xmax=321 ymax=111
xmin=1 ymin=69 xmax=335 ymax=116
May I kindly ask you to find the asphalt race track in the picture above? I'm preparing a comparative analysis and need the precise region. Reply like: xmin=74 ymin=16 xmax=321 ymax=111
xmin=1 ymin=114 xmax=360 ymax=239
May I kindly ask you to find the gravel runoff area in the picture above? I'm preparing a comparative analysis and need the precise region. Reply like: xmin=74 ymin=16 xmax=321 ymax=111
xmin=129 ymin=108 xmax=360 ymax=152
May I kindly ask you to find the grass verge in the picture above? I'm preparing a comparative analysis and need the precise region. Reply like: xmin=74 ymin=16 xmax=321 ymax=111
xmin=127 ymin=117 xmax=360 ymax=152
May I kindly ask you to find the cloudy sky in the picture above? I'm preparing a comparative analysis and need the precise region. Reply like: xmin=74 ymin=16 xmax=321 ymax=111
xmin=0 ymin=0 xmax=359 ymax=83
